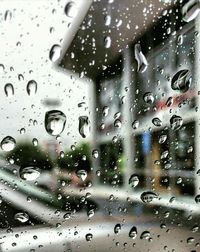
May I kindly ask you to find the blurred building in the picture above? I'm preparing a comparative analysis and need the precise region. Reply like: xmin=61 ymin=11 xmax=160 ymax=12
xmin=59 ymin=0 xmax=200 ymax=208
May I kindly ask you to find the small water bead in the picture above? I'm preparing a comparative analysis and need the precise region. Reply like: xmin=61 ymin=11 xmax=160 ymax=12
xmin=64 ymin=2 xmax=78 ymax=18
xmin=4 ymin=83 xmax=14 ymax=97
xmin=14 ymin=212 xmax=29 ymax=223
xmin=92 ymin=149 xmax=98 ymax=159
xmin=158 ymin=134 xmax=167 ymax=144
xmin=140 ymin=191 xmax=158 ymax=203
xmin=104 ymin=36 xmax=111 ymax=48
xmin=49 ymin=44 xmax=61 ymax=62
xmin=114 ymin=119 xmax=122 ymax=128
xmin=20 ymin=128 xmax=26 ymax=135
xmin=19 ymin=166 xmax=40 ymax=181
xmin=187 ymin=237 xmax=195 ymax=244
xmin=152 ymin=117 xmax=162 ymax=127
xmin=114 ymin=224 xmax=121 ymax=234
xmin=176 ymin=177 xmax=182 ymax=184
xmin=27 ymin=80 xmax=37 ymax=96
xmin=32 ymin=138 xmax=38 ymax=146
xmin=85 ymin=233 xmax=93 ymax=242
xmin=170 ymin=115 xmax=183 ymax=130
xmin=1 ymin=136 xmax=16 ymax=151
xmin=79 ymin=116 xmax=90 ymax=138
xmin=87 ymin=209 xmax=94 ymax=218
xmin=166 ymin=97 xmax=173 ymax=107
xmin=102 ymin=106 xmax=109 ymax=117
xmin=45 ymin=110 xmax=66 ymax=136
xmin=104 ymin=15 xmax=111 ymax=26
xmin=129 ymin=226 xmax=137 ymax=239
xmin=134 ymin=43 xmax=148 ymax=73
xmin=177 ymin=34 xmax=183 ymax=45
xmin=140 ymin=231 xmax=151 ymax=240
xmin=60 ymin=151 xmax=64 ymax=158
xmin=161 ymin=150 xmax=169 ymax=159
xmin=143 ymin=92 xmax=154 ymax=104
xmin=114 ymin=112 xmax=121 ymax=120
xmin=8 ymin=158 xmax=14 ymax=164
xmin=76 ymin=169 xmax=87 ymax=181
xmin=132 ymin=120 xmax=139 ymax=130
xmin=4 ymin=10 xmax=12 ymax=21
xmin=171 ymin=69 xmax=192 ymax=93
xmin=129 ymin=174 xmax=139 ymax=188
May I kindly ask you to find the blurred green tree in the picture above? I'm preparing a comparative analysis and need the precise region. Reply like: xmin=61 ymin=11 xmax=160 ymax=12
xmin=57 ymin=142 xmax=91 ymax=172
xmin=5 ymin=141 xmax=53 ymax=170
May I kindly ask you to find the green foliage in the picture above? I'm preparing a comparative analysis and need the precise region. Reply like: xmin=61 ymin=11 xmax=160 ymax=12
xmin=57 ymin=142 xmax=91 ymax=172
xmin=5 ymin=141 xmax=53 ymax=170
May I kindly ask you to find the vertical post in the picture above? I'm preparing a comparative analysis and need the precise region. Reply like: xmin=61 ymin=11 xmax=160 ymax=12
xmin=194 ymin=15 xmax=200 ymax=195
xmin=122 ymin=48 xmax=135 ymax=190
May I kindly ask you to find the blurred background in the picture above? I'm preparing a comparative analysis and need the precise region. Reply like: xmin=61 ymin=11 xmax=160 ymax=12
xmin=0 ymin=0 xmax=200 ymax=251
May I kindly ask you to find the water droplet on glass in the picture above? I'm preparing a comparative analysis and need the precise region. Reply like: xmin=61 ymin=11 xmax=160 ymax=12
xmin=140 ymin=191 xmax=158 ymax=203
xmin=166 ymin=97 xmax=173 ymax=107
xmin=105 ymin=15 xmax=111 ymax=26
xmin=177 ymin=34 xmax=183 ymax=45
xmin=187 ymin=237 xmax=195 ymax=244
xmin=1 ymin=136 xmax=16 ymax=151
xmin=79 ymin=116 xmax=90 ymax=138
xmin=129 ymin=174 xmax=139 ymax=188
xmin=114 ymin=119 xmax=122 ymax=128
xmin=76 ymin=169 xmax=87 ymax=181
xmin=87 ymin=209 xmax=94 ymax=218
xmin=4 ymin=83 xmax=14 ymax=97
xmin=19 ymin=166 xmax=41 ymax=181
xmin=92 ymin=149 xmax=98 ymax=159
xmin=102 ymin=106 xmax=109 ymax=117
xmin=170 ymin=115 xmax=183 ymax=130
xmin=4 ymin=10 xmax=12 ymax=21
xmin=60 ymin=151 xmax=64 ymax=158
xmin=45 ymin=110 xmax=66 ymax=136
xmin=104 ymin=36 xmax=111 ymax=48
xmin=195 ymin=194 xmax=200 ymax=203
xmin=171 ymin=69 xmax=192 ymax=93
xmin=20 ymin=128 xmax=26 ymax=135
xmin=114 ymin=224 xmax=121 ymax=234
xmin=129 ymin=226 xmax=137 ymax=239
xmin=161 ymin=150 xmax=169 ymax=159
xmin=32 ymin=138 xmax=38 ymax=146
xmin=14 ymin=212 xmax=29 ymax=223
xmin=143 ymin=92 xmax=154 ymax=104
xmin=27 ymin=80 xmax=37 ymax=96
xmin=176 ymin=177 xmax=182 ymax=184
xmin=192 ymin=225 xmax=199 ymax=232
xmin=140 ymin=231 xmax=151 ymax=240
xmin=49 ymin=44 xmax=61 ymax=62
xmin=152 ymin=117 xmax=162 ymax=127
xmin=158 ymin=134 xmax=167 ymax=144
xmin=64 ymin=2 xmax=78 ymax=18
xmin=182 ymin=0 xmax=200 ymax=23
xmin=187 ymin=146 xmax=193 ymax=153
xmin=86 ymin=233 xmax=93 ymax=242
xmin=132 ymin=120 xmax=139 ymax=130
xmin=134 ymin=43 xmax=148 ymax=73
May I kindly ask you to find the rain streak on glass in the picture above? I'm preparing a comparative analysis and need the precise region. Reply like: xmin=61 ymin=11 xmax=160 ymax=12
xmin=27 ymin=80 xmax=37 ymax=96
xmin=19 ymin=166 xmax=41 ymax=181
xmin=45 ymin=110 xmax=66 ymax=136
xmin=1 ymin=136 xmax=16 ymax=151
xmin=4 ymin=83 xmax=14 ymax=97
xmin=79 ymin=116 xmax=90 ymax=138
xmin=49 ymin=44 xmax=61 ymax=62
xmin=134 ymin=43 xmax=148 ymax=73
xmin=171 ymin=69 xmax=192 ymax=93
